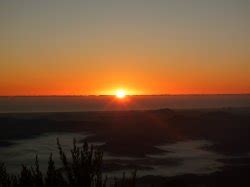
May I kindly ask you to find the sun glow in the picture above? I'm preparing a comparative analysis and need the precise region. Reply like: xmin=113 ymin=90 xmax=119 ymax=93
xmin=116 ymin=89 xmax=126 ymax=99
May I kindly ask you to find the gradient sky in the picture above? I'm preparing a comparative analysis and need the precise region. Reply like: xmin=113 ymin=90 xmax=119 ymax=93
xmin=0 ymin=0 xmax=249 ymax=95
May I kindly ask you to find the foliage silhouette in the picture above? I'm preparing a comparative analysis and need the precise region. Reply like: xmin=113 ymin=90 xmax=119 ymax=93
xmin=0 ymin=139 xmax=137 ymax=187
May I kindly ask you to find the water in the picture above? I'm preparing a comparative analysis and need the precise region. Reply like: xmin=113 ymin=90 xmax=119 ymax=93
xmin=0 ymin=132 xmax=89 ymax=173
xmin=0 ymin=132 xmax=224 ymax=176
xmin=0 ymin=95 xmax=249 ymax=113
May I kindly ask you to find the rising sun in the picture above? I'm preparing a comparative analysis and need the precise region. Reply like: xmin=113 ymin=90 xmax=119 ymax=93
xmin=116 ymin=89 xmax=126 ymax=99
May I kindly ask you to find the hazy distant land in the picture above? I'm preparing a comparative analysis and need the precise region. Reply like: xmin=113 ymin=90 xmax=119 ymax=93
xmin=0 ymin=94 xmax=249 ymax=113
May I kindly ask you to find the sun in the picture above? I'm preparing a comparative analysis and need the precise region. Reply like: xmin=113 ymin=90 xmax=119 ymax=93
xmin=116 ymin=89 xmax=126 ymax=99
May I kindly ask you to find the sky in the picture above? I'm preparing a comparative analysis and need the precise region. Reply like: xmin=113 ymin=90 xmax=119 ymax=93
xmin=0 ymin=0 xmax=249 ymax=95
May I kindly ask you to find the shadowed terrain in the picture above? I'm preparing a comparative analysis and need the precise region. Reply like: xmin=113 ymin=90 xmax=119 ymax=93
xmin=0 ymin=108 xmax=250 ymax=186
xmin=1 ymin=108 xmax=250 ymax=155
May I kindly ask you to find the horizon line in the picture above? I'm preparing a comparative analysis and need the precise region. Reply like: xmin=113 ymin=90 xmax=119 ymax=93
xmin=0 ymin=93 xmax=250 ymax=97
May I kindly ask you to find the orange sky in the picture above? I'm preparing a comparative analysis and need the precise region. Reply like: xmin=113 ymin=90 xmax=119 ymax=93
xmin=0 ymin=0 xmax=250 ymax=96
xmin=1 ymin=50 xmax=249 ymax=95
